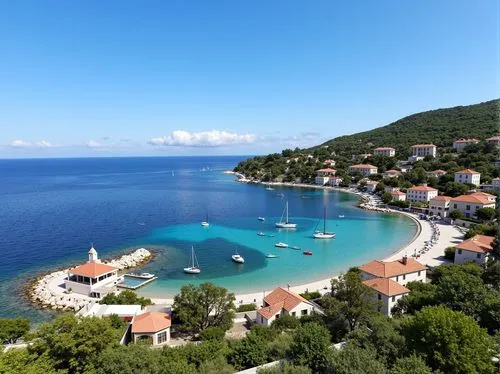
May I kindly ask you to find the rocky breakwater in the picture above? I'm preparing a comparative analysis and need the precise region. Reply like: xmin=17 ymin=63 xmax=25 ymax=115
xmin=28 ymin=248 xmax=152 ymax=312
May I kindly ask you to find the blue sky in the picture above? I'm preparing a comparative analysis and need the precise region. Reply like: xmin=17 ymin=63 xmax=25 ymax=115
xmin=0 ymin=0 xmax=498 ymax=158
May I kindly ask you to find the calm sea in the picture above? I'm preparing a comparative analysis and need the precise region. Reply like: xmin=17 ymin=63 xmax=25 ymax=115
xmin=0 ymin=156 xmax=416 ymax=320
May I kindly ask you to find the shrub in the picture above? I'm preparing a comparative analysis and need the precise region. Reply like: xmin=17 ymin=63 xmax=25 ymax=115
xmin=199 ymin=327 xmax=225 ymax=342
xmin=299 ymin=291 xmax=321 ymax=300
xmin=444 ymin=246 xmax=455 ymax=261
xmin=236 ymin=303 xmax=257 ymax=312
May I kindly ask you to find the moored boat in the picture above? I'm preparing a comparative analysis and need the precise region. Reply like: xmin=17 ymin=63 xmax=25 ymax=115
xmin=265 ymin=254 xmax=278 ymax=258
xmin=184 ymin=246 xmax=201 ymax=274
xmin=313 ymin=206 xmax=335 ymax=239
xmin=303 ymin=250 xmax=313 ymax=256
xmin=257 ymin=232 xmax=266 ymax=236
xmin=231 ymin=248 xmax=245 ymax=263
xmin=275 ymin=242 xmax=289 ymax=248
xmin=275 ymin=201 xmax=297 ymax=228
xmin=258 ymin=216 xmax=265 ymax=221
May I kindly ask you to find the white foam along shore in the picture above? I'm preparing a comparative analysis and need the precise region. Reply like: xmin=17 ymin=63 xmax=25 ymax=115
xmin=28 ymin=248 xmax=152 ymax=311
xmin=150 ymin=173 xmax=463 ymax=306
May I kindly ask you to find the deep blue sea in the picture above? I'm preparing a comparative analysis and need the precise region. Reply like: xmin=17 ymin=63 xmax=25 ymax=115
xmin=0 ymin=156 xmax=416 ymax=320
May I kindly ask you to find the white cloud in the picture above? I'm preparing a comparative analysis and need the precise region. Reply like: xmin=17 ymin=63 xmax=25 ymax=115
xmin=86 ymin=140 xmax=106 ymax=148
xmin=34 ymin=140 xmax=53 ymax=148
xmin=148 ymin=130 xmax=257 ymax=148
xmin=8 ymin=139 xmax=54 ymax=149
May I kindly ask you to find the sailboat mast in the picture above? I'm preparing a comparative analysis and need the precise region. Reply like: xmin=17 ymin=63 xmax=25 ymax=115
xmin=323 ymin=207 xmax=326 ymax=234
xmin=286 ymin=201 xmax=289 ymax=223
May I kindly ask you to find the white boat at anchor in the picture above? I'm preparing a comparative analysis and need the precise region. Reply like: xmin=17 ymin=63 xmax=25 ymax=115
xmin=258 ymin=216 xmax=265 ymax=221
xmin=275 ymin=201 xmax=297 ymax=228
xmin=201 ymin=213 xmax=209 ymax=227
xmin=265 ymin=254 xmax=278 ymax=258
xmin=313 ymin=207 xmax=336 ymax=239
xmin=184 ymin=246 xmax=201 ymax=274
xmin=275 ymin=242 xmax=289 ymax=248
xmin=231 ymin=248 xmax=245 ymax=264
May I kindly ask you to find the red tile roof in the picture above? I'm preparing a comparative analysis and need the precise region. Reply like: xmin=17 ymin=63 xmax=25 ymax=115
xmin=317 ymin=168 xmax=336 ymax=173
xmin=257 ymin=288 xmax=311 ymax=320
xmin=69 ymin=261 xmax=117 ymax=278
xmin=411 ymin=144 xmax=436 ymax=147
xmin=350 ymin=164 xmax=377 ymax=169
xmin=454 ymin=138 xmax=479 ymax=143
xmin=385 ymin=169 xmax=400 ymax=173
xmin=132 ymin=312 xmax=171 ymax=333
xmin=359 ymin=258 xmax=426 ymax=278
xmin=450 ymin=192 xmax=496 ymax=205
xmin=431 ymin=196 xmax=452 ymax=201
xmin=408 ymin=185 xmax=438 ymax=192
xmin=363 ymin=278 xmax=410 ymax=297
xmin=456 ymin=235 xmax=494 ymax=254
xmin=455 ymin=169 xmax=479 ymax=174
xmin=487 ymin=136 xmax=500 ymax=141
xmin=391 ymin=191 xmax=406 ymax=196
xmin=374 ymin=147 xmax=395 ymax=151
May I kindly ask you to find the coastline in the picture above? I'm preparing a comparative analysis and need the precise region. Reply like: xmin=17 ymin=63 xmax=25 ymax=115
xmin=150 ymin=173 xmax=462 ymax=306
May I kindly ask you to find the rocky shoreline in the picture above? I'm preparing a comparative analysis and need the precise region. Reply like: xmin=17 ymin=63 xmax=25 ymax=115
xmin=27 ymin=248 xmax=153 ymax=312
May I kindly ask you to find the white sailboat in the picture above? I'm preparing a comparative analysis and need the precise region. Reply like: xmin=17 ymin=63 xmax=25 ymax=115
xmin=184 ymin=246 xmax=201 ymax=274
xmin=275 ymin=201 xmax=297 ymax=228
xmin=231 ymin=248 xmax=245 ymax=264
xmin=201 ymin=213 xmax=209 ymax=227
xmin=275 ymin=242 xmax=289 ymax=248
xmin=313 ymin=207 xmax=336 ymax=239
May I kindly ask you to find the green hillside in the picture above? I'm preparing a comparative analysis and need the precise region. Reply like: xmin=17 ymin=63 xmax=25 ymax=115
xmin=317 ymin=99 xmax=499 ymax=157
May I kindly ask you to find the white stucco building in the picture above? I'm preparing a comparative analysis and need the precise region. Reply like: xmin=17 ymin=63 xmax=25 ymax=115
xmin=406 ymin=185 xmax=438 ymax=203
xmin=454 ymin=235 xmax=494 ymax=266
xmin=373 ymin=147 xmax=395 ymax=157
xmin=328 ymin=176 xmax=343 ymax=187
xmin=427 ymin=169 xmax=447 ymax=178
xmin=450 ymin=192 xmax=496 ymax=218
xmin=349 ymin=164 xmax=378 ymax=176
xmin=362 ymin=278 xmax=410 ymax=317
xmin=359 ymin=256 xmax=427 ymax=286
xmin=315 ymin=168 xmax=336 ymax=186
xmin=255 ymin=287 xmax=319 ymax=326
xmin=487 ymin=136 xmax=500 ymax=146
xmin=492 ymin=178 xmax=500 ymax=189
xmin=410 ymin=144 xmax=437 ymax=158
xmin=454 ymin=169 xmax=481 ymax=186
xmin=453 ymin=138 xmax=479 ymax=152
xmin=384 ymin=169 xmax=401 ymax=178
xmin=391 ymin=190 xmax=406 ymax=202
xmin=428 ymin=196 xmax=451 ymax=218
xmin=131 ymin=311 xmax=171 ymax=346
xmin=365 ymin=180 xmax=379 ymax=193
xmin=65 ymin=246 xmax=119 ymax=298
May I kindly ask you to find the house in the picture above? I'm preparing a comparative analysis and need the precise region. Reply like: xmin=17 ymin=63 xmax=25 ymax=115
xmin=323 ymin=159 xmax=336 ymax=167
xmin=78 ymin=303 xmax=142 ymax=322
xmin=384 ymin=186 xmax=399 ymax=193
xmin=384 ymin=169 xmax=401 ymax=178
xmin=391 ymin=190 xmax=406 ymax=202
xmin=410 ymin=144 xmax=437 ymax=158
xmin=487 ymin=136 xmax=500 ymax=146
xmin=428 ymin=196 xmax=452 ymax=218
xmin=428 ymin=169 xmax=447 ymax=178
xmin=65 ymin=246 xmax=119 ymax=298
xmin=349 ymin=164 xmax=378 ymax=176
xmin=255 ymin=287 xmax=318 ymax=326
xmin=352 ymin=153 xmax=373 ymax=160
xmin=362 ymin=278 xmax=410 ymax=317
xmin=493 ymin=178 xmax=500 ymax=189
xmin=359 ymin=256 xmax=426 ymax=286
xmin=329 ymin=176 xmax=343 ymax=187
xmin=453 ymin=138 xmax=480 ymax=152
xmin=365 ymin=180 xmax=379 ymax=193
xmin=454 ymin=235 xmax=495 ymax=265
xmin=406 ymin=185 xmax=438 ymax=203
xmin=130 ymin=311 xmax=171 ymax=346
xmin=449 ymin=192 xmax=496 ymax=218
xmin=454 ymin=169 xmax=480 ymax=186
xmin=373 ymin=147 xmax=396 ymax=157
xmin=315 ymin=168 xmax=336 ymax=186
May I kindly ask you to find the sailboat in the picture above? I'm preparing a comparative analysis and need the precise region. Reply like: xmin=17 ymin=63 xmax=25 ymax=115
xmin=201 ymin=213 xmax=209 ymax=227
xmin=313 ymin=207 xmax=336 ymax=239
xmin=275 ymin=201 xmax=297 ymax=228
xmin=184 ymin=246 xmax=201 ymax=274
xmin=231 ymin=248 xmax=245 ymax=264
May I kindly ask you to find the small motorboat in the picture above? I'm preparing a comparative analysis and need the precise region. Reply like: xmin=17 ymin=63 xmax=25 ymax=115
xmin=338 ymin=215 xmax=345 ymax=218
xmin=275 ymin=242 xmax=289 ymax=248
xmin=265 ymin=254 xmax=278 ymax=258
xmin=303 ymin=250 xmax=313 ymax=256
xmin=266 ymin=186 xmax=274 ymax=191
xmin=291 ymin=246 xmax=301 ymax=250
xmin=257 ymin=232 xmax=266 ymax=236
xmin=258 ymin=217 xmax=265 ymax=221
xmin=268 ymin=234 xmax=275 ymax=237
xmin=232 ymin=249 xmax=245 ymax=264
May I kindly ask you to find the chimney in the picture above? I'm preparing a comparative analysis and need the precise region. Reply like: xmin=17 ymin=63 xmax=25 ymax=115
xmin=402 ymin=255 xmax=408 ymax=265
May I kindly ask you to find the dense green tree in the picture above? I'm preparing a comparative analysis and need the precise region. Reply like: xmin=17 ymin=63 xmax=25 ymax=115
xmin=402 ymin=306 xmax=495 ymax=374
xmin=99 ymin=290 xmax=152 ymax=307
xmin=266 ymin=333 xmax=293 ymax=361
xmin=0 ymin=318 xmax=30 ymax=344
xmin=389 ymin=354 xmax=433 ymax=374
xmin=197 ymin=356 xmax=235 ymax=374
xmin=430 ymin=262 xmax=483 ymax=282
xmin=476 ymin=207 xmax=496 ymax=221
xmin=173 ymin=283 xmax=235 ymax=333
xmin=271 ymin=315 xmax=300 ymax=332
xmin=483 ymin=259 xmax=500 ymax=289
xmin=288 ymin=322 xmax=331 ymax=373
xmin=381 ymin=191 xmax=393 ymax=204
xmin=229 ymin=333 xmax=268 ymax=370
xmin=442 ymin=182 xmax=470 ymax=197
xmin=199 ymin=327 xmax=225 ymax=342
xmin=0 ymin=349 xmax=61 ymax=374
xmin=392 ymin=281 xmax=437 ymax=316
xmin=449 ymin=209 xmax=465 ymax=220
xmin=96 ymin=344 xmax=168 ymax=374
xmin=258 ymin=362 xmax=312 ymax=374
xmin=327 ymin=344 xmax=388 ymax=374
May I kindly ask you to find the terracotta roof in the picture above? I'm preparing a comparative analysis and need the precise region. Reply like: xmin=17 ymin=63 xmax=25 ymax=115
xmin=132 ymin=312 xmax=171 ymax=333
xmin=454 ymin=138 xmax=479 ymax=143
xmin=317 ymin=168 xmax=336 ymax=173
xmin=366 ymin=180 xmax=379 ymax=185
xmin=429 ymin=169 xmax=446 ymax=174
xmin=456 ymin=169 xmax=480 ymax=174
xmin=385 ymin=169 xmax=400 ymax=173
xmin=69 ymin=261 xmax=117 ymax=278
xmin=408 ymin=185 xmax=438 ymax=192
xmin=450 ymin=192 xmax=496 ymax=205
xmin=391 ymin=191 xmax=406 ymax=196
xmin=411 ymin=144 xmax=436 ymax=147
xmin=487 ymin=136 xmax=500 ymax=141
xmin=431 ymin=196 xmax=452 ymax=201
xmin=263 ymin=287 xmax=310 ymax=311
xmin=257 ymin=302 xmax=284 ymax=320
xmin=350 ymin=164 xmax=377 ymax=169
xmin=363 ymin=278 xmax=410 ymax=297
xmin=359 ymin=258 xmax=426 ymax=278
xmin=456 ymin=235 xmax=494 ymax=254
xmin=374 ymin=147 xmax=395 ymax=151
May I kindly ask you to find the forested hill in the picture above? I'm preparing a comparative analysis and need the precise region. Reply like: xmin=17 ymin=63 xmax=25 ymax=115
xmin=316 ymin=99 xmax=499 ymax=156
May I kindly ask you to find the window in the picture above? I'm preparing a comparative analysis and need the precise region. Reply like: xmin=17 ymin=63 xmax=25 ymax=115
xmin=396 ymin=276 xmax=399 ymax=282
xmin=418 ymin=271 xmax=421 ymax=276
xmin=301 ymin=309 xmax=308 ymax=316
xmin=458 ymin=249 xmax=462 ymax=254
xmin=403 ymin=274 xmax=406 ymax=280
xmin=453 ymin=204 xmax=457 ymax=209
xmin=292 ymin=312 xmax=296 ymax=317
xmin=392 ymin=296 xmax=396 ymax=302
xmin=466 ymin=205 xmax=470 ymax=210
xmin=157 ymin=330 xmax=168 ymax=344
xmin=378 ymin=294 xmax=382 ymax=300
xmin=477 ymin=253 xmax=481 ymax=259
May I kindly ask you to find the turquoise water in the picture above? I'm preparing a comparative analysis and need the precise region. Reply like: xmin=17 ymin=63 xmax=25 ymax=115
xmin=120 ymin=276 xmax=151 ymax=288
